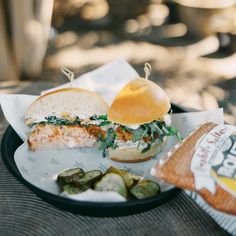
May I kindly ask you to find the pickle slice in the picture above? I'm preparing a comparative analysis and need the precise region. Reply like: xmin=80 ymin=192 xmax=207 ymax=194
xmin=63 ymin=183 xmax=90 ymax=195
xmin=57 ymin=168 xmax=85 ymax=185
xmin=130 ymin=180 xmax=161 ymax=199
xmin=106 ymin=166 xmax=140 ymax=189
xmin=94 ymin=173 xmax=127 ymax=198
xmin=74 ymin=170 xmax=102 ymax=187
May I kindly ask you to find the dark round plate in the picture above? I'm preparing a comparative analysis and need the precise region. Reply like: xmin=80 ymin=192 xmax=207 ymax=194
xmin=1 ymin=104 xmax=184 ymax=217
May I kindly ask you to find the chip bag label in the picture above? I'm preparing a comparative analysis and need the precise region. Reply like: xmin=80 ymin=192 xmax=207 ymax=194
xmin=191 ymin=124 xmax=236 ymax=197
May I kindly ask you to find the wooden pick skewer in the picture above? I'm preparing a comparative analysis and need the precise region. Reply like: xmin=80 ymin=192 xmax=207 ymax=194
xmin=61 ymin=67 xmax=75 ymax=86
xmin=144 ymin=63 xmax=151 ymax=80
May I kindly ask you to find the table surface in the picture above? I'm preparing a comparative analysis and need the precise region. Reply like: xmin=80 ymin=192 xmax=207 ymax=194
xmin=0 ymin=81 xmax=230 ymax=236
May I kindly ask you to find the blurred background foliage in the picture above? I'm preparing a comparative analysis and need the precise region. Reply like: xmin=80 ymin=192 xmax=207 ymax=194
xmin=1 ymin=0 xmax=236 ymax=124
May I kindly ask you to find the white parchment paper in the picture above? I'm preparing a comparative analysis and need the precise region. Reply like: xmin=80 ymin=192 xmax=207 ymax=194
xmin=2 ymin=58 xmax=235 ymax=236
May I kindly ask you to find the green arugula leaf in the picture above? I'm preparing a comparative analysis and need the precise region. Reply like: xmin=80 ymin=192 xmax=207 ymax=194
xmin=132 ymin=127 xmax=145 ymax=142
xmin=122 ymin=126 xmax=133 ymax=132
xmin=137 ymin=125 xmax=149 ymax=149
xmin=164 ymin=125 xmax=182 ymax=141
xmin=98 ymin=141 xmax=108 ymax=151
xmin=97 ymin=115 xmax=108 ymax=120
xmin=161 ymin=126 xmax=169 ymax=135
xmin=90 ymin=114 xmax=108 ymax=121
xmin=99 ymin=121 xmax=112 ymax=126
xmin=33 ymin=116 xmax=81 ymax=126
xmin=149 ymin=122 xmax=163 ymax=135
xmin=98 ymin=128 xmax=117 ymax=157
xmin=141 ymin=143 xmax=151 ymax=153
xmin=105 ymin=128 xmax=116 ymax=146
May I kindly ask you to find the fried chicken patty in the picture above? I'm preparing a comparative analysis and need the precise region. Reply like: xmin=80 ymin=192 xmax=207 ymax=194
xmin=28 ymin=124 xmax=105 ymax=151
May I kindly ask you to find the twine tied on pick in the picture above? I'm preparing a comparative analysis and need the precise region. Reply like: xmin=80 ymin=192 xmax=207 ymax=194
xmin=144 ymin=63 xmax=151 ymax=80
xmin=61 ymin=67 xmax=75 ymax=86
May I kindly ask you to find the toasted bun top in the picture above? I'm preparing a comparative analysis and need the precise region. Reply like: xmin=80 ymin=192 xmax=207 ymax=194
xmin=25 ymin=88 xmax=109 ymax=125
xmin=108 ymin=78 xmax=170 ymax=125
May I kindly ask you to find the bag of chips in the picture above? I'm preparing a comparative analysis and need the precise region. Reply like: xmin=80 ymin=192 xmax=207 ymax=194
xmin=151 ymin=122 xmax=236 ymax=215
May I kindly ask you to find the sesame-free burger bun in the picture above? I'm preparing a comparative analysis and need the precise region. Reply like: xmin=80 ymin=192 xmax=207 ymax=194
xmin=109 ymin=138 xmax=167 ymax=163
xmin=25 ymin=88 xmax=109 ymax=125
xmin=108 ymin=78 xmax=170 ymax=125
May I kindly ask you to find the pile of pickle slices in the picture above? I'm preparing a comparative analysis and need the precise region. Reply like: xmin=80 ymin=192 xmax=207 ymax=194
xmin=57 ymin=166 xmax=161 ymax=200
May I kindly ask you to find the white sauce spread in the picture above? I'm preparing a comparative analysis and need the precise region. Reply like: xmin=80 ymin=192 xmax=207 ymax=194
xmin=126 ymin=124 xmax=140 ymax=130
xmin=163 ymin=114 xmax=171 ymax=126
xmin=124 ymin=114 xmax=171 ymax=130
xmin=116 ymin=140 xmax=147 ymax=150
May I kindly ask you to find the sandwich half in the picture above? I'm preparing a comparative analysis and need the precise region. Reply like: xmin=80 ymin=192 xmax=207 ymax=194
xmin=25 ymin=88 xmax=109 ymax=151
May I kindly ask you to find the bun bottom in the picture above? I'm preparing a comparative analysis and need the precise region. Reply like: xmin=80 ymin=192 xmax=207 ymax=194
xmin=109 ymin=138 xmax=167 ymax=163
